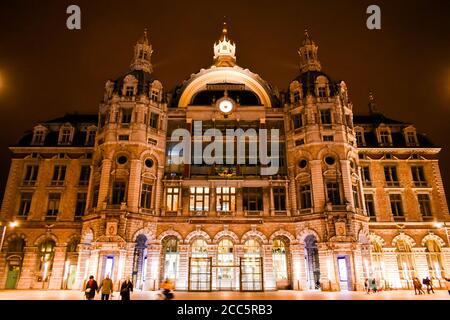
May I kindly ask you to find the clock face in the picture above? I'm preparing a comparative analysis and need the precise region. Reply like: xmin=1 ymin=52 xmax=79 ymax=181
xmin=218 ymin=99 xmax=234 ymax=114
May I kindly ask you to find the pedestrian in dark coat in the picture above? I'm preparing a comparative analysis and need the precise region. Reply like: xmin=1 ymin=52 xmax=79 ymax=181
xmin=84 ymin=275 xmax=98 ymax=300
xmin=120 ymin=277 xmax=134 ymax=301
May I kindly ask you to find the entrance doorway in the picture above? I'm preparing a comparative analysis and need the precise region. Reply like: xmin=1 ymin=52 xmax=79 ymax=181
xmin=6 ymin=265 xmax=21 ymax=289
xmin=240 ymin=257 xmax=263 ymax=291
xmin=188 ymin=257 xmax=212 ymax=291
xmin=66 ymin=265 xmax=77 ymax=289
xmin=337 ymin=256 xmax=352 ymax=291
xmin=304 ymin=235 xmax=320 ymax=290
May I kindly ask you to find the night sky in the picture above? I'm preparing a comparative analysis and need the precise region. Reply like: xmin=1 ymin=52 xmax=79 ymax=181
xmin=0 ymin=0 xmax=449 ymax=203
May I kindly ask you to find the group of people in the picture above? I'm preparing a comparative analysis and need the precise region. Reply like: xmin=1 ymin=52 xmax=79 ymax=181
xmin=364 ymin=278 xmax=379 ymax=293
xmin=413 ymin=276 xmax=436 ymax=295
xmin=83 ymin=275 xmax=134 ymax=300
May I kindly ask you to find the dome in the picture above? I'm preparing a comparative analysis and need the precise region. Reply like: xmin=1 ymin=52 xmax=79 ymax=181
xmin=112 ymin=69 xmax=156 ymax=97
xmin=292 ymin=70 xmax=340 ymax=97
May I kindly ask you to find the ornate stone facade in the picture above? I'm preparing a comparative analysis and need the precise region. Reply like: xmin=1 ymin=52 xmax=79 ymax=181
xmin=0 ymin=27 xmax=449 ymax=292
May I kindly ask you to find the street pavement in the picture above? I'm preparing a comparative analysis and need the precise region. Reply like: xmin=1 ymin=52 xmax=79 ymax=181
xmin=0 ymin=289 xmax=448 ymax=300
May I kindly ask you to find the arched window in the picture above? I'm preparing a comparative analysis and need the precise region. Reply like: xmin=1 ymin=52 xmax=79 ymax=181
xmin=304 ymin=235 xmax=320 ymax=290
xmin=242 ymin=239 xmax=263 ymax=291
xmin=191 ymin=238 xmax=208 ymax=258
xmin=371 ymin=240 xmax=384 ymax=281
xmin=7 ymin=238 xmax=25 ymax=254
xmin=38 ymin=240 xmax=56 ymax=281
xmin=244 ymin=239 xmax=261 ymax=257
xmin=217 ymin=239 xmax=234 ymax=266
xmin=425 ymin=239 xmax=443 ymax=278
xmin=163 ymin=237 xmax=179 ymax=281
xmin=272 ymin=239 xmax=288 ymax=281
xmin=396 ymin=240 xmax=415 ymax=280
xmin=132 ymin=235 xmax=148 ymax=290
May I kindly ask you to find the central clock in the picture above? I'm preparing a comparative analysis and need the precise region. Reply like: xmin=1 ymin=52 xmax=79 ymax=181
xmin=217 ymin=97 xmax=235 ymax=114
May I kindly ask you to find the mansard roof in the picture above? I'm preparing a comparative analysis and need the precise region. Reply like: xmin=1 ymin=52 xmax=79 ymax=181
xmin=112 ymin=69 xmax=157 ymax=97
xmin=292 ymin=70 xmax=340 ymax=97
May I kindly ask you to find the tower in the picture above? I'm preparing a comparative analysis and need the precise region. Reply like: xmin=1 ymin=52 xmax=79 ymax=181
xmin=213 ymin=21 xmax=237 ymax=67
xmin=298 ymin=29 xmax=322 ymax=73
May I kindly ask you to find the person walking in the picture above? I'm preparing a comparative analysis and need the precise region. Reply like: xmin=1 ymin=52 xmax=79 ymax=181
xmin=371 ymin=278 xmax=377 ymax=293
xmin=98 ymin=274 xmax=114 ymax=300
xmin=364 ymin=278 xmax=370 ymax=294
xmin=120 ymin=277 xmax=134 ymax=301
xmin=423 ymin=277 xmax=434 ymax=294
xmin=413 ymin=277 xmax=425 ymax=295
xmin=443 ymin=275 xmax=450 ymax=295
xmin=84 ymin=275 xmax=98 ymax=300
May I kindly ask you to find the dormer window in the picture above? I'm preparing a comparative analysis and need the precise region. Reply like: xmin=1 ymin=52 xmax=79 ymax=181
xmin=32 ymin=130 xmax=46 ymax=145
xmin=85 ymin=128 xmax=97 ymax=146
xmin=377 ymin=126 xmax=392 ymax=147
xmin=293 ymin=91 xmax=300 ymax=103
xmin=151 ymin=90 xmax=159 ymax=102
xmin=318 ymin=87 xmax=327 ymax=98
xmin=355 ymin=127 xmax=366 ymax=146
xmin=404 ymin=127 xmax=419 ymax=147
xmin=58 ymin=125 xmax=74 ymax=145
xmin=125 ymin=86 xmax=135 ymax=97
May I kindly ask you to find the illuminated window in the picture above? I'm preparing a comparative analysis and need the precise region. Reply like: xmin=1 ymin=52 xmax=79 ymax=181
xmin=163 ymin=237 xmax=179 ymax=281
xmin=272 ymin=239 xmax=288 ymax=281
xmin=47 ymin=193 xmax=61 ymax=219
xmin=425 ymin=240 xmax=443 ymax=278
xmin=166 ymin=187 xmax=179 ymax=212
xmin=216 ymin=187 xmax=236 ymax=212
xmin=38 ymin=240 xmax=56 ymax=282
xmin=396 ymin=240 xmax=415 ymax=281
xmin=189 ymin=187 xmax=210 ymax=212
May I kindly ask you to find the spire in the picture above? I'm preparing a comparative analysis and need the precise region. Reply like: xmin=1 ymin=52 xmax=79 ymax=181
xmin=213 ymin=18 xmax=236 ymax=67
xmin=298 ymin=28 xmax=321 ymax=73
xmin=368 ymin=90 xmax=379 ymax=114
xmin=130 ymin=29 xmax=153 ymax=73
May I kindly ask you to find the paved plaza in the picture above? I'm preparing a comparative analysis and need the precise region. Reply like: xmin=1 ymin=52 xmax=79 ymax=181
xmin=0 ymin=289 xmax=448 ymax=300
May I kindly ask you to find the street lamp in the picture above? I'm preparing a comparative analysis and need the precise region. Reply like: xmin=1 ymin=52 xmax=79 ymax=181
xmin=0 ymin=220 xmax=19 ymax=253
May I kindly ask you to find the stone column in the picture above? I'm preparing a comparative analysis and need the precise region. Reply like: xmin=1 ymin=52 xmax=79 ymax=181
xmin=290 ymin=243 xmax=304 ymax=290
xmin=0 ymin=252 xmax=7 ymax=289
xmin=127 ymin=159 xmax=142 ymax=212
xmin=16 ymin=247 xmax=37 ymax=289
xmin=98 ymin=159 xmax=112 ymax=206
xmin=340 ymin=160 xmax=354 ymax=208
xmin=176 ymin=244 xmax=189 ymax=291
xmin=88 ymin=249 xmax=100 ymax=280
xmin=269 ymin=186 xmax=275 ymax=216
xmin=285 ymin=181 xmax=291 ymax=216
xmin=310 ymin=160 xmax=325 ymax=212
xmin=263 ymin=244 xmax=276 ymax=291
xmin=154 ymin=167 xmax=164 ymax=215
xmin=74 ymin=248 xmax=91 ymax=290
xmin=289 ymin=175 xmax=298 ymax=215
xmin=48 ymin=246 xmax=67 ymax=289
xmin=318 ymin=246 xmax=338 ymax=291
xmin=210 ymin=187 xmax=217 ymax=216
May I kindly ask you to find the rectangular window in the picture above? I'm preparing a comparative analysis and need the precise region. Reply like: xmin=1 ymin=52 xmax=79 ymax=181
xmin=23 ymin=165 xmax=39 ymax=186
xmin=189 ymin=187 xmax=210 ymax=212
xmin=121 ymin=108 xmax=132 ymax=124
xmin=47 ymin=193 xmax=61 ymax=218
xmin=407 ymin=132 xmax=417 ymax=146
xmin=79 ymin=166 xmax=91 ymax=186
xmin=118 ymin=135 xmax=129 ymax=141
xmin=149 ymin=113 xmax=159 ymax=129
xmin=361 ymin=166 xmax=372 ymax=186
xmin=318 ymin=87 xmax=327 ymax=98
xmin=216 ymin=187 xmax=236 ymax=212
xmin=355 ymin=131 xmax=364 ymax=146
xmin=411 ymin=166 xmax=427 ymax=187
xmin=243 ymin=187 xmax=263 ymax=212
xmin=32 ymin=131 xmax=45 ymax=145
xmin=166 ymin=187 xmax=179 ymax=212
xmin=320 ymin=109 xmax=332 ymax=125
xmin=86 ymin=130 xmax=96 ymax=145
xmin=380 ymin=131 xmax=391 ymax=146
xmin=295 ymin=139 xmax=305 ymax=146
xmin=384 ymin=166 xmax=399 ymax=187
xmin=51 ymin=165 xmax=66 ymax=186
xmin=326 ymin=182 xmax=341 ymax=205
xmin=389 ymin=194 xmax=404 ymax=217
xmin=352 ymin=186 xmax=360 ymax=209
xmin=299 ymin=184 xmax=312 ymax=210
xmin=323 ymin=135 xmax=334 ymax=142
xmin=75 ymin=193 xmax=87 ymax=220
xmin=292 ymin=114 xmax=303 ymax=129
xmin=18 ymin=192 xmax=33 ymax=217
xmin=125 ymin=86 xmax=134 ymax=97
xmin=60 ymin=129 xmax=72 ymax=144
xmin=151 ymin=90 xmax=159 ymax=102
xmin=273 ymin=187 xmax=286 ymax=211
xmin=364 ymin=194 xmax=376 ymax=218
xmin=140 ymin=183 xmax=152 ymax=209
xmin=418 ymin=194 xmax=432 ymax=217
xmin=111 ymin=181 xmax=127 ymax=205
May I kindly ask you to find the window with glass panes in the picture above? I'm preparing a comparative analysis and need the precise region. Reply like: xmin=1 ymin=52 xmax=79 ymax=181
xmin=166 ymin=187 xmax=179 ymax=212
xmin=299 ymin=184 xmax=312 ymax=209
xmin=418 ymin=194 xmax=432 ymax=217
xmin=125 ymin=86 xmax=134 ymax=97
xmin=51 ymin=165 xmax=66 ymax=186
xmin=18 ymin=192 xmax=33 ymax=217
xmin=379 ymin=130 xmax=391 ymax=145
xmin=47 ymin=193 xmax=61 ymax=218
xmin=75 ymin=193 xmax=87 ymax=219
xmin=326 ymin=182 xmax=341 ymax=205
xmin=121 ymin=108 xmax=132 ymax=124
xmin=389 ymin=194 xmax=404 ymax=217
xmin=23 ymin=165 xmax=39 ymax=186
xmin=292 ymin=114 xmax=303 ymax=129
xmin=216 ymin=187 xmax=236 ymax=212
xmin=273 ymin=187 xmax=286 ymax=211
xmin=32 ymin=130 xmax=45 ymax=145
xmin=320 ymin=109 xmax=332 ymax=124
xmin=352 ymin=185 xmax=360 ymax=209
xmin=411 ymin=166 xmax=427 ymax=187
xmin=189 ymin=187 xmax=210 ymax=212
xmin=355 ymin=131 xmax=364 ymax=146
xmin=243 ymin=188 xmax=263 ymax=211
xmin=140 ymin=183 xmax=152 ymax=209
xmin=86 ymin=130 xmax=96 ymax=145
xmin=149 ymin=112 xmax=159 ymax=129
xmin=364 ymin=194 xmax=376 ymax=218
xmin=361 ymin=166 xmax=371 ymax=186
xmin=318 ymin=87 xmax=327 ymax=98
xmin=60 ymin=128 xmax=72 ymax=144
xmin=406 ymin=132 xmax=417 ymax=146
xmin=384 ymin=166 xmax=399 ymax=186
xmin=79 ymin=166 xmax=91 ymax=186
xmin=111 ymin=181 xmax=127 ymax=205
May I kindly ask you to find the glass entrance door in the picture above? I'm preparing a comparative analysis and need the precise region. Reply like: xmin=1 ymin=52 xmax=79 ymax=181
xmin=189 ymin=257 xmax=212 ymax=291
xmin=240 ymin=257 xmax=263 ymax=291
xmin=216 ymin=266 xmax=234 ymax=290
xmin=337 ymin=256 xmax=350 ymax=291
xmin=6 ymin=265 xmax=20 ymax=289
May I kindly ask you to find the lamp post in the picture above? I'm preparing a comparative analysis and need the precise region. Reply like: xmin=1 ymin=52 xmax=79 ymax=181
xmin=0 ymin=220 xmax=19 ymax=253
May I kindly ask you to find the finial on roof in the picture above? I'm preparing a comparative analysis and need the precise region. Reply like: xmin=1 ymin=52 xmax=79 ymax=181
xmin=368 ymin=90 xmax=379 ymax=115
